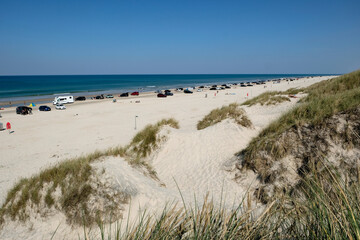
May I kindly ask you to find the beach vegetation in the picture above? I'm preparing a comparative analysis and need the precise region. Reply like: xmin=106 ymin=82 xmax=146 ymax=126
xmin=197 ymin=103 xmax=252 ymax=130
xmin=241 ymin=70 xmax=360 ymax=165
xmin=0 ymin=118 xmax=179 ymax=226
xmin=238 ymin=70 xmax=360 ymax=203
xmin=241 ymin=88 xmax=304 ymax=106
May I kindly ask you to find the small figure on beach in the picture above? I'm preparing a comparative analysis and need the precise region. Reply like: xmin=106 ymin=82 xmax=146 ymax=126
xmin=6 ymin=122 xmax=11 ymax=134
xmin=205 ymin=93 xmax=207 ymax=98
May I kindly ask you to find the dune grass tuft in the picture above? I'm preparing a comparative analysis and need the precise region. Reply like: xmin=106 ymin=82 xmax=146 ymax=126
xmin=241 ymin=88 xmax=304 ymax=107
xmin=197 ymin=103 xmax=252 ymax=130
xmin=0 ymin=118 xmax=179 ymax=226
xmin=241 ymin=70 xmax=360 ymax=168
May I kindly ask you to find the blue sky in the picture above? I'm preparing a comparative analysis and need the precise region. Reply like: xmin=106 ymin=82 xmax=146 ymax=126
xmin=0 ymin=0 xmax=359 ymax=75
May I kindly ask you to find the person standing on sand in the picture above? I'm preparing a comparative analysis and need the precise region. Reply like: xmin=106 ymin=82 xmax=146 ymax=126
xmin=6 ymin=122 xmax=11 ymax=134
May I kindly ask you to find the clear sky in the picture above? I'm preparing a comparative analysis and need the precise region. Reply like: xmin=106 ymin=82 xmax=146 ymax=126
xmin=0 ymin=0 xmax=359 ymax=75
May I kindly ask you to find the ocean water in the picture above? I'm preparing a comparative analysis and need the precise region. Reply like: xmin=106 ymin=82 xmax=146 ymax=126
xmin=0 ymin=74 xmax=329 ymax=102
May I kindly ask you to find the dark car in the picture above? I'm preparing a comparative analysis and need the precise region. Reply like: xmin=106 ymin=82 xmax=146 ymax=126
xmin=240 ymin=84 xmax=247 ymax=87
xmin=212 ymin=85 xmax=217 ymax=87
xmin=184 ymin=89 xmax=193 ymax=94
xmin=157 ymin=93 xmax=167 ymax=98
xmin=39 ymin=105 xmax=51 ymax=111
xmin=75 ymin=96 xmax=86 ymax=101
xmin=225 ymin=86 xmax=231 ymax=89
xmin=131 ymin=92 xmax=139 ymax=96
xmin=199 ymin=86 xmax=204 ymax=88
xmin=209 ymin=87 xmax=217 ymax=90
xmin=95 ymin=95 xmax=104 ymax=99
xmin=164 ymin=89 xmax=171 ymax=93
xmin=120 ymin=92 xmax=129 ymax=97
xmin=165 ymin=91 xmax=173 ymax=96
xmin=16 ymin=106 xmax=32 ymax=115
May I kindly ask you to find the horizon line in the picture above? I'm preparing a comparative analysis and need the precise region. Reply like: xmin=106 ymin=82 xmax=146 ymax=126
xmin=0 ymin=73 xmax=342 ymax=77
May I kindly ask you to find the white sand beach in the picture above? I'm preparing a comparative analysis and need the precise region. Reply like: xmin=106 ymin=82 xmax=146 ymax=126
xmin=0 ymin=76 xmax=336 ymax=239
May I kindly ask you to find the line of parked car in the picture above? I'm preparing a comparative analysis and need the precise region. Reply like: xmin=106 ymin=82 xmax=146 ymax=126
xmin=15 ymin=104 xmax=67 ymax=115
xmin=14 ymin=81 xmax=265 ymax=115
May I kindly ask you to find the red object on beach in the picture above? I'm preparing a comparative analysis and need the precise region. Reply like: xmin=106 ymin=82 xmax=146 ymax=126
xmin=247 ymin=93 xmax=249 ymax=97
xmin=6 ymin=122 xmax=11 ymax=130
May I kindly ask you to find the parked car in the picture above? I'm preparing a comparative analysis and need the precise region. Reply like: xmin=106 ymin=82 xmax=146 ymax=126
xmin=165 ymin=91 xmax=173 ymax=96
xmin=120 ymin=92 xmax=129 ymax=97
xmin=225 ymin=86 xmax=231 ymax=89
xmin=212 ymin=85 xmax=217 ymax=87
xmin=105 ymin=94 xmax=114 ymax=98
xmin=95 ymin=95 xmax=104 ymax=99
xmin=16 ymin=106 xmax=32 ymax=115
xmin=131 ymin=92 xmax=139 ymax=96
xmin=55 ymin=104 xmax=66 ymax=110
xmin=75 ymin=96 xmax=86 ymax=101
xmin=199 ymin=86 xmax=204 ymax=88
xmin=209 ymin=87 xmax=217 ymax=90
xmin=157 ymin=93 xmax=167 ymax=98
xmin=39 ymin=105 xmax=51 ymax=111
xmin=164 ymin=89 xmax=171 ymax=93
xmin=184 ymin=89 xmax=193 ymax=94
xmin=197 ymin=89 xmax=203 ymax=92
xmin=176 ymin=88 xmax=183 ymax=92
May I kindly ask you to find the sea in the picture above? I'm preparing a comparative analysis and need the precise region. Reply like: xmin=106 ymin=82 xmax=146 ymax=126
xmin=0 ymin=74 xmax=333 ymax=103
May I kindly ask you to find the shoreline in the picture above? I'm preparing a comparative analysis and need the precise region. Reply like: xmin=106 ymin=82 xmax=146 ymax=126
xmin=0 ymin=75 xmax=336 ymax=110
xmin=0 ymin=74 xmax=336 ymax=107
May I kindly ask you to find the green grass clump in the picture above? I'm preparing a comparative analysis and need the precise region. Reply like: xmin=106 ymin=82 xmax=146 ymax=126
xmin=241 ymin=88 xmax=304 ymax=106
xmin=129 ymin=118 xmax=179 ymax=158
xmin=0 ymin=118 xmax=179 ymax=226
xmin=242 ymin=70 xmax=360 ymax=169
xmin=197 ymin=103 xmax=252 ymax=130
xmin=119 ymin=118 xmax=179 ymax=179
xmin=0 ymin=154 xmax=97 ymax=225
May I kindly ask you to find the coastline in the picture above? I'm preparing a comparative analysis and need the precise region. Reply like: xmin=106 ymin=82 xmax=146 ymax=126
xmin=0 ymin=75 xmax=338 ymax=239
xmin=0 ymin=74 xmax=336 ymax=106
xmin=0 ymin=75 xmax=336 ymax=109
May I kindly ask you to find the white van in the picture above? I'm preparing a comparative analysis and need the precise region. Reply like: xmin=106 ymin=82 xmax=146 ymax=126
xmin=53 ymin=96 xmax=74 ymax=105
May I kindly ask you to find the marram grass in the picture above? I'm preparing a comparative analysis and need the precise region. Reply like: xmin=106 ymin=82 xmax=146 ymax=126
xmin=241 ymin=70 xmax=360 ymax=167
xmin=197 ymin=103 xmax=252 ymax=130
xmin=241 ymin=88 xmax=303 ymax=106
